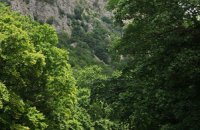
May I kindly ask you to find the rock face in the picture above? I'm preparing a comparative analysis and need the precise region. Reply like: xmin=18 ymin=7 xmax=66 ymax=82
xmin=7 ymin=0 xmax=110 ymax=35
xmin=1 ymin=0 xmax=116 ymax=66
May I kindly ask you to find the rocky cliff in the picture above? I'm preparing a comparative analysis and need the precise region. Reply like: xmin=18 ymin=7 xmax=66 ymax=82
xmin=1 ymin=0 xmax=117 ymax=67
xmin=4 ymin=0 xmax=110 ymax=35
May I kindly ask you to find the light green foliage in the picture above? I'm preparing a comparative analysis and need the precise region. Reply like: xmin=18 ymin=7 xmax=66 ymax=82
xmin=76 ymin=65 xmax=107 ymax=88
xmin=0 ymin=82 xmax=9 ymax=109
xmin=0 ymin=3 xmax=77 ymax=129
xmin=10 ymin=124 xmax=30 ymax=130
xmin=73 ymin=66 xmax=120 ymax=130
xmin=94 ymin=119 xmax=117 ymax=130
xmin=27 ymin=107 xmax=47 ymax=129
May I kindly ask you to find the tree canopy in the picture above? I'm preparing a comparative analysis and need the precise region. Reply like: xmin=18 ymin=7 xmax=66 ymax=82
xmin=92 ymin=0 xmax=200 ymax=129
xmin=0 ymin=3 xmax=77 ymax=129
xmin=1 ymin=0 xmax=200 ymax=129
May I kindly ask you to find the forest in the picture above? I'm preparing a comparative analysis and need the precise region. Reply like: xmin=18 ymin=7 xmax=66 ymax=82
xmin=0 ymin=0 xmax=200 ymax=129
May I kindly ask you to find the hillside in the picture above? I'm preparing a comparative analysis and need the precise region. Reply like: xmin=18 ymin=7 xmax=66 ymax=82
xmin=1 ymin=0 xmax=118 ymax=68
xmin=6 ymin=0 xmax=110 ymax=34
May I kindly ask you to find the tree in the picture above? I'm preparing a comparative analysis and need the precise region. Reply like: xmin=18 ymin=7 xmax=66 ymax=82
xmin=94 ymin=0 xmax=200 ymax=129
xmin=0 ymin=3 xmax=77 ymax=129
xmin=73 ymin=65 xmax=121 ymax=130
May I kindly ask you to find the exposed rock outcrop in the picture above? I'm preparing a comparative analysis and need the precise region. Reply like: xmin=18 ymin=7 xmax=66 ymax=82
xmin=6 ymin=0 xmax=110 ymax=35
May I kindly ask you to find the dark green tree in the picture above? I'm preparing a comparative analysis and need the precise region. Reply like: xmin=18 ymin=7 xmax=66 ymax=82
xmin=93 ymin=0 xmax=200 ymax=129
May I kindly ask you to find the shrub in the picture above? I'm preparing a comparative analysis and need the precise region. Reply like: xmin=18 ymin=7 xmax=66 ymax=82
xmin=46 ymin=16 xmax=55 ymax=25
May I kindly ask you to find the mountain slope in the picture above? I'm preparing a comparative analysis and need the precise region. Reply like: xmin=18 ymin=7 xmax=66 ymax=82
xmin=2 ymin=0 xmax=119 ymax=68
xmin=5 ymin=0 xmax=111 ymax=35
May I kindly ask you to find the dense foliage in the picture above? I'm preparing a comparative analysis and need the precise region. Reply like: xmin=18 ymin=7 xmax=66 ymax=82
xmin=92 ymin=0 xmax=200 ymax=129
xmin=0 ymin=4 xmax=77 ymax=129
xmin=1 ymin=0 xmax=200 ymax=129
xmin=58 ymin=5 xmax=119 ymax=68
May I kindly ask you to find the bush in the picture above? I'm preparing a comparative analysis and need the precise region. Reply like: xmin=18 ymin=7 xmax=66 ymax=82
xmin=74 ymin=6 xmax=84 ymax=20
xmin=46 ymin=16 xmax=55 ymax=25
xmin=101 ymin=16 xmax=112 ymax=24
